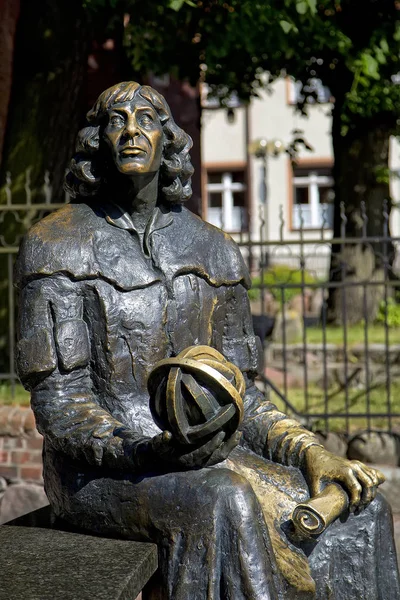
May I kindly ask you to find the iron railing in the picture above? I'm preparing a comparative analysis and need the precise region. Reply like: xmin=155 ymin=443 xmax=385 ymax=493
xmin=237 ymin=202 xmax=400 ymax=435
xmin=0 ymin=170 xmax=69 ymax=394
xmin=1 ymin=170 xmax=400 ymax=435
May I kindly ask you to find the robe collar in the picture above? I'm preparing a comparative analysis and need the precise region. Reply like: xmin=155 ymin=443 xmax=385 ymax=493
xmin=100 ymin=201 xmax=174 ymax=257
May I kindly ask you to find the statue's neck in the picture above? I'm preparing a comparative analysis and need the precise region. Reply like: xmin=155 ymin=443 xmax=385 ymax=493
xmin=118 ymin=173 xmax=159 ymax=233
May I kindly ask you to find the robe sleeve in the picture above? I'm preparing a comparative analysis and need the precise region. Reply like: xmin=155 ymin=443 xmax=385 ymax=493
xmin=221 ymin=283 xmax=323 ymax=468
xmin=16 ymin=274 xmax=154 ymax=472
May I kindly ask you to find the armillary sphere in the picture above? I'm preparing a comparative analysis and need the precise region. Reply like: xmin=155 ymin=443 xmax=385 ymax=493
xmin=147 ymin=345 xmax=245 ymax=446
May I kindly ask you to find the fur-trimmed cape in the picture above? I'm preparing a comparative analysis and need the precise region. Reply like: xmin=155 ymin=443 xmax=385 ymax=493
xmin=15 ymin=201 xmax=251 ymax=291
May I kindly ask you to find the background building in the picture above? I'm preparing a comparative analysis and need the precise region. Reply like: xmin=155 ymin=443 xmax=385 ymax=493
xmin=201 ymin=77 xmax=400 ymax=277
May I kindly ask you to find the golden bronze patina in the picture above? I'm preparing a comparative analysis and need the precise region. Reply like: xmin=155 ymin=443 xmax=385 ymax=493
xmin=15 ymin=81 xmax=400 ymax=600
xmin=148 ymin=345 xmax=245 ymax=445
xmin=292 ymin=483 xmax=349 ymax=538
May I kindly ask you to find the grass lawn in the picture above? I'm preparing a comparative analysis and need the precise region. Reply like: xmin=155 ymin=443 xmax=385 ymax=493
xmin=0 ymin=383 xmax=30 ymax=406
xmin=268 ymin=380 xmax=400 ymax=433
xmin=2 ymin=367 xmax=400 ymax=436
xmin=302 ymin=324 xmax=400 ymax=346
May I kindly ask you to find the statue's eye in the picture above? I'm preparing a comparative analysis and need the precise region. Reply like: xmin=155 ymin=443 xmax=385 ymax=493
xmin=139 ymin=113 xmax=153 ymax=127
xmin=110 ymin=115 xmax=124 ymax=127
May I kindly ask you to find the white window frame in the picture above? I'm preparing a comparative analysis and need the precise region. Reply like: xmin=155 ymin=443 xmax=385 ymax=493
xmin=206 ymin=171 xmax=247 ymax=232
xmin=292 ymin=170 xmax=334 ymax=229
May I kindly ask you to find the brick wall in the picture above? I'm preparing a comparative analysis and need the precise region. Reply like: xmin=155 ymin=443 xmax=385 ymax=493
xmin=0 ymin=406 xmax=43 ymax=483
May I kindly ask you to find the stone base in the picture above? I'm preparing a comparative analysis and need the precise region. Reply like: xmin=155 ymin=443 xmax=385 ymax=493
xmin=0 ymin=506 xmax=158 ymax=600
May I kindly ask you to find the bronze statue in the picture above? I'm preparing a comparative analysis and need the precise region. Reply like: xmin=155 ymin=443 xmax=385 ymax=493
xmin=15 ymin=81 xmax=400 ymax=599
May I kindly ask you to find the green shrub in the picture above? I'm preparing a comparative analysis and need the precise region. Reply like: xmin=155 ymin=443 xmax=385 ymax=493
xmin=248 ymin=264 xmax=317 ymax=304
xmin=376 ymin=298 xmax=400 ymax=328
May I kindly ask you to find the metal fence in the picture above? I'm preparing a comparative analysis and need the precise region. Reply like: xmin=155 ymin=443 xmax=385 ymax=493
xmin=1 ymin=171 xmax=400 ymax=436
xmin=238 ymin=202 xmax=400 ymax=435
xmin=0 ymin=170 xmax=69 ymax=394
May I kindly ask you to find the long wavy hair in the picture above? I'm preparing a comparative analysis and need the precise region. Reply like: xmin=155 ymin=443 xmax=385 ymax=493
xmin=64 ymin=82 xmax=194 ymax=204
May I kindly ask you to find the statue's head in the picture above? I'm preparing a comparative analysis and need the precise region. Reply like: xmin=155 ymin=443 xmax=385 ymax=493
xmin=65 ymin=81 xmax=194 ymax=204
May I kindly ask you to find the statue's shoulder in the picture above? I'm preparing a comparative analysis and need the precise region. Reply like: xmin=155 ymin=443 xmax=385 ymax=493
xmin=15 ymin=202 xmax=104 ymax=286
xmin=167 ymin=207 xmax=251 ymax=288
xmin=27 ymin=202 xmax=98 ymax=241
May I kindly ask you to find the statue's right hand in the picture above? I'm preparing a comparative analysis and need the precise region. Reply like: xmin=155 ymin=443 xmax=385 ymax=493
xmin=151 ymin=430 xmax=240 ymax=470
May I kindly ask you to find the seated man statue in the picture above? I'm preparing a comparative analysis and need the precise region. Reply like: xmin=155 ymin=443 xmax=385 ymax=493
xmin=15 ymin=81 xmax=400 ymax=599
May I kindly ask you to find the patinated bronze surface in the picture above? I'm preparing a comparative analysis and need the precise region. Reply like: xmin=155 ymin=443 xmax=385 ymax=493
xmin=15 ymin=82 xmax=400 ymax=599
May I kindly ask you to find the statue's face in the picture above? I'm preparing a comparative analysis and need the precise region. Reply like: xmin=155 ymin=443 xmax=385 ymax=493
xmin=103 ymin=97 xmax=163 ymax=176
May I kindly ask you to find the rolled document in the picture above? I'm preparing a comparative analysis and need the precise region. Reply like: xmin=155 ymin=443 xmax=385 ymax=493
xmin=292 ymin=483 xmax=349 ymax=538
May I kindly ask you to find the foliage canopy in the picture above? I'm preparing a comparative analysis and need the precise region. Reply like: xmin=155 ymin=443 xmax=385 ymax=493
xmin=85 ymin=0 xmax=400 ymax=134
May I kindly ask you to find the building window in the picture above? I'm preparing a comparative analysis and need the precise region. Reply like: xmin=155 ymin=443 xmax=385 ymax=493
xmin=205 ymin=170 xmax=247 ymax=232
xmin=292 ymin=166 xmax=334 ymax=229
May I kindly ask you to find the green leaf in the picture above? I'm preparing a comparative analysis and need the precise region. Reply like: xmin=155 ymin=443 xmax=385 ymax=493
xmin=280 ymin=20 xmax=293 ymax=34
xmin=376 ymin=48 xmax=387 ymax=65
xmin=380 ymin=38 xmax=389 ymax=54
xmin=361 ymin=53 xmax=380 ymax=80
xmin=306 ymin=0 xmax=317 ymax=14
xmin=296 ymin=1 xmax=308 ymax=15
xmin=168 ymin=0 xmax=185 ymax=11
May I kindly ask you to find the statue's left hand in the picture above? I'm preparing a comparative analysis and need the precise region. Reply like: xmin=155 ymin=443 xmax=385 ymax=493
xmin=151 ymin=430 xmax=242 ymax=470
xmin=302 ymin=445 xmax=385 ymax=512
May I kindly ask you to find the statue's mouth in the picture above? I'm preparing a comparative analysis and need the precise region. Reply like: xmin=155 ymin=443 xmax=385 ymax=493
xmin=120 ymin=147 xmax=146 ymax=156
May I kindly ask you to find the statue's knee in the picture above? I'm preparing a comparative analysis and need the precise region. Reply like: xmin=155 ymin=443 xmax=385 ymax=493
xmin=205 ymin=469 xmax=258 ymax=515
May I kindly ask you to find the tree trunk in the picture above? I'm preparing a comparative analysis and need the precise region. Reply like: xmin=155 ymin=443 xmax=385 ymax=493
xmin=327 ymin=100 xmax=396 ymax=325
xmin=160 ymin=78 xmax=202 ymax=216
xmin=0 ymin=0 xmax=92 ymax=375
xmin=0 ymin=0 xmax=20 ymax=166
xmin=0 ymin=0 xmax=92 ymax=202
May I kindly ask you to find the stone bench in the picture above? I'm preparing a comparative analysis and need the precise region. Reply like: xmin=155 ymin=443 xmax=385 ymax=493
xmin=0 ymin=506 xmax=158 ymax=600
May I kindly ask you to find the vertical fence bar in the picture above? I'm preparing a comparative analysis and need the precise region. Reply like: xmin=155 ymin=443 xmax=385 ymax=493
xmin=247 ymin=229 xmax=254 ymax=276
xmin=7 ymin=253 xmax=16 ymax=398
xmin=279 ymin=205 xmax=284 ymax=243
xmin=319 ymin=207 xmax=330 ymax=432
xmin=321 ymin=282 xmax=329 ymax=432
xmin=339 ymin=202 xmax=350 ymax=434
xmin=43 ymin=171 xmax=52 ymax=205
xmin=281 ymin=286 xmax=288 ymax=401
xmin=258 ymin=205 xmax=266 ymax=317
xmin=360 ymin=202 xmax=371 ymax=432
xmin=5 ymin=172 xmax=12 ymax=206
xmin=383 ymin=200 xmax=392 ymax=432
xmin=25 ymin=168 xmax=32 ymax=206
xmin=277 ymin=205 xmax=289 ymax=403
xmin=64 ymin=169 xmax=71 ymax=204
xmin=363 ymin=281 xmax=371 ymax=432
xmin=299 ymin=208 xmax=309 ymax=413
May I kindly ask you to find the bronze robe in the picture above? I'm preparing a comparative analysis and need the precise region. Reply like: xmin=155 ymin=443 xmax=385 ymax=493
xmin=15 ymin=201 xmax=400 ymax=599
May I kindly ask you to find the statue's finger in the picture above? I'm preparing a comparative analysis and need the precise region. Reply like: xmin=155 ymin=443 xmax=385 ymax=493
xmin=372 ymin=468 xmax=386 ymax=485
xmin=368 ymin=469 xmax=383 ymax=487
xmin=223 ymin=431 xmax=242 ymax=453
xmin=366 ymin=485 xmax=377 ymax=504
xmin=340 ymin=469 xmax=362 ymax=510
xmin=351 ymin=462 xmax=375 ymax=488
xmin=210 ymin=431 xmax=241 ymax=464
xmin=357 ymin=486 xmax=377 ymax=512
xmin=308 ymin=474 xmax=324 ymax=498
xmin=352 ymin=461 xmax=385 ymax=487
xmin=162 ymin=431 xmax=173 ymax=443
xmin=353 ymin=465 xmax=380 ymax=506
xmin=363 ymin=468 xmax=380 ymax=487
xmin=187 ymin=431 xmax=226 ymax=463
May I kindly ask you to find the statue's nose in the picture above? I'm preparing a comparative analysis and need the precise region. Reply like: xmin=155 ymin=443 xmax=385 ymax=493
xmin=125 ymin=116 xmax=140 ymax=137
